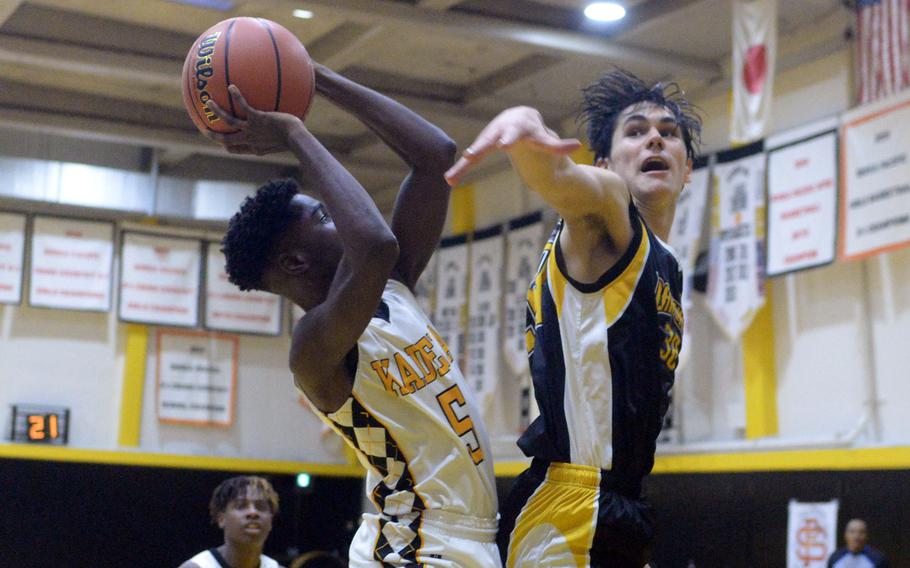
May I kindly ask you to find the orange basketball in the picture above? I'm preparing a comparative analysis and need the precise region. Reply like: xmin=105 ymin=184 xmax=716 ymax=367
xmin=182 ymin=17 xmax=315 ymax=134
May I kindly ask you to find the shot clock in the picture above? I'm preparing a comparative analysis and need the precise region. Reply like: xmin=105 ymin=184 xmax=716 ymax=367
xmin=10 ymin=404 xmax=69 ymax=445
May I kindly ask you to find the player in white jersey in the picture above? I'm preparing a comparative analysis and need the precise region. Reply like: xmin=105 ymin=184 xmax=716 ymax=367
xmin=208 ymin=63 xmax=500 ymax=567
xmin=447 ymin=70 xmax=701 ymax=567
xmin=180 ymin=476 xmax=283 ymax=568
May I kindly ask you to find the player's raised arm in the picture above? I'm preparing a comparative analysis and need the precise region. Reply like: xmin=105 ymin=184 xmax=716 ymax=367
xmin=211 ymin=86 xmax=398 ymax=411
xmin=446 ymin=106 xmax=634 ymax=255
xmin=312 ymin=64 xmax=456 ymax=291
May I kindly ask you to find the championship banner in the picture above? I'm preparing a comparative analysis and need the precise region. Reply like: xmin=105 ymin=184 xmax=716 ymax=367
xmin=465 ymin=225 xmax=504 ymax=419
xmin=504 ymin=213 xmax=544 ymax=429
xmin=433 ymin=234 xmax=469 ymax=370
xmin=731 ymin=0 xmax=778 ymax=144
xmin=787 ymin=500 xmax=839 ymax=568
xmin=119 ymin=232 xmax=202 ymax=327
xmin=0 ymin=212 xmax=26 ymax=305
xmin=29 ymin=216 xmax=114 ymax=312
xmin=840 ymin=92 xmax=910 ymax=260
xmin=414 ymin=251 xmax=438 ymax=320
xmin=204 ymin=241 xmax=282 ymax=335
xmin=706 ymin=144 xmax=767 ymax=340
xmin=668 ymin=161 xmax=710 ymax=370
xmin=767 ymin=126 xmax=838 ymax=276
xmin=156 ymin=328 xmax=238 ymax=427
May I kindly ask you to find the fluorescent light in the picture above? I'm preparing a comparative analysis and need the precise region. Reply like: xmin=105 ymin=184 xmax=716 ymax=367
xmin=293 ymin=9 xmax=314 ymax=19
xmin=584 ymin=2 xmax=626 ymax=22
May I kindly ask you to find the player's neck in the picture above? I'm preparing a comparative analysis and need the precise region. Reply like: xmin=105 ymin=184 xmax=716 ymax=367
xmin=631 ymin=191 xmax=676 ymax=241
xmin=219 ymin=542 xmax=263 ymax=568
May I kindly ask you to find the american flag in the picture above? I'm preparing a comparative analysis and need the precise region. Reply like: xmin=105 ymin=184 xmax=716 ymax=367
xmin=854 ymin=0 xmax=910 ymax=103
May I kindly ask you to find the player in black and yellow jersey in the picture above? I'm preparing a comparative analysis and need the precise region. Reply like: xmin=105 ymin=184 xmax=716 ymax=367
xmin=447 ymin=70 xmax=701 ymax=568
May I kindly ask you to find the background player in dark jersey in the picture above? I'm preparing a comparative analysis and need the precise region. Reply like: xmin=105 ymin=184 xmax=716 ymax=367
xmin=180 ymin=476 xmax=283 ymax=568
xmin=447 ymin=70 xmax=701 ymax=568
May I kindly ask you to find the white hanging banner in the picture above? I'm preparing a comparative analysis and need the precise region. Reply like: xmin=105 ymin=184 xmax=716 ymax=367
xmin=731 ymin=0 xmax=778 ymax=144
xmin=668 ymin=164 xmax=710 ymax=370
xmin=706 ymin=146 xmax=767 ymax=340
xmin=0 ymin=212 xmax=26 ymax=305
xmin=29 ymin=216 xmax=114 ymax=312
xmin=119 ymin=232 xmax=201 ymax=327
xmin=204 ymin=241 xmax=282 ymax=335
xmin=767 ymin=131 xmax=838 ymax=275
xmin=414 ymin=251 xmax=438 ymax=320
xmin=840 ymin=94 xmax=910 ymax=260
xmin=156 ymin=329 xmax=238 ymax=426
xmin=466 ymin=226 xmax=504 ymax=420
xmin=504 ymin=213 xmax=544 ymax=429
xmin=433 ymin=234 xmax=469 ymax=370
xmin=787 ymin=500 xmax=839 ymax=568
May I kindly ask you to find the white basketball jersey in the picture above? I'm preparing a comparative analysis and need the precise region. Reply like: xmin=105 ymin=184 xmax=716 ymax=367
xmin=187 ymin=549 xmax=279 ymax=568
xmin=308 ymin=279 xmax=498 ymax=523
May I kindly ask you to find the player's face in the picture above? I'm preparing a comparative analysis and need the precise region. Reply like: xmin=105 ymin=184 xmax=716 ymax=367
xmin=844 ymin=520 xmax=867 ymax=552
xmin=218 ymin=488 xmax=274 ymax=546
xmin=605 ymin=102 xmax=692 ymax=206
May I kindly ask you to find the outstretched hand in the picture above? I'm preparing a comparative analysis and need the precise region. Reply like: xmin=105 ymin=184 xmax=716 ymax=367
xmin=204 ymin=85 xmax=303 ymax=155
xmin=444 ymin=106 xmax=582 ymax=185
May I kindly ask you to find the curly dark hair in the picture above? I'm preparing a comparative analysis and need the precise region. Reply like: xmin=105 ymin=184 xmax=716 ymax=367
xmin=209 ymin=475 xmax=280 ymax=523
xmin=578 ymin=69 xmax=702 ymax=162
xmin=222 ymin=178 xmax=299 ymax=291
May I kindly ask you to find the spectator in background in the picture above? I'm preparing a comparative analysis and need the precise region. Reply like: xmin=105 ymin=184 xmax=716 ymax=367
xmin=179 ymin=475 xmax=283 ymax=568
xmin=828 ymin=518 xmax=888 ymax=568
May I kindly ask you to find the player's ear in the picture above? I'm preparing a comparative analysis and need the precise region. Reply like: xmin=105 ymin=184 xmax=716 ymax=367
xmin=278 ymin=251 xmax=309 ymax=275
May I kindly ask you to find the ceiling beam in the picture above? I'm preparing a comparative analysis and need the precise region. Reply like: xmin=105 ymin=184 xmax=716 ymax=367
xmin=0 ymin=0 xmax=23 ymax=25
xmin=271 ymin=0 xmax=721 ymax=81
xmin=464 ymin=52 xmax=563 ymax=104
xmin=418 ymin=0 xmax=463 ymax=9
xmin=306 ymin=21 xmax=386 ymax=71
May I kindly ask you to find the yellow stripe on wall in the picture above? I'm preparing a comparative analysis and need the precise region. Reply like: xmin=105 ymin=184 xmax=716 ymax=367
xmin=0 ymin=444 xmax=363 ymax=477
xmin=450 ymin=183 xmax=476 ymax=234
xmin=2 ymin=444 xmax=909 ymax=477
xmin=742 ymin=283 xmax=779 ymax=439
xmin=117 ymin=324 xmax=148 ymax=447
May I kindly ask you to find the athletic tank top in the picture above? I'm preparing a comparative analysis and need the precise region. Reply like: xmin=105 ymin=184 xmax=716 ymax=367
xmin=187 ymin=548 xmax=280 ymax=568
xmin=306 ymin=279 xmax=498 ymax=522
xmin=519 ymin=207 xmax=683 ymax=491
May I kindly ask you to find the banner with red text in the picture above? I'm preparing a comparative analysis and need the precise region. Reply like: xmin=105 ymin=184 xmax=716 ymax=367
xmin=204 ymin=241 xmax=282 ymax=335
xmin=840 ymin=92 xmax=910 ymax=260
xmin=0 ymin=212 xmax=26 ymax=305
xmin=156 ymin=328 xmax=238 ymax=427
xmin=119 ymin=232 xmax=201 ymax=327
xmin=767 ymin=129 xmax=838 ymax=275
xmin=29 ymin=216 xmax=114 ymax=311
xmin=787 ymin=500 xmax=838 ymax=568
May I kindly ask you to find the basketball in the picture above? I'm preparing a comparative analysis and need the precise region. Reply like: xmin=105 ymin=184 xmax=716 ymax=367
xmin=181 ymin=17 xmax=315 ymax=135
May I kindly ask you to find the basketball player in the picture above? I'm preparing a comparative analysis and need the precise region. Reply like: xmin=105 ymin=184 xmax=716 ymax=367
xmin=205 ymin=64 xmax=501 ymax=567
xmin=180 ymin=476 xmax=283 ymax=568
xmin=446 ymin=70 xmax=701 ymax=567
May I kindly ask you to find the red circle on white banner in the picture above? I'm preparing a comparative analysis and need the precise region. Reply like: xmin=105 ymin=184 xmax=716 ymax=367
xmin=743 ymin=44 xmax=767 ymax=95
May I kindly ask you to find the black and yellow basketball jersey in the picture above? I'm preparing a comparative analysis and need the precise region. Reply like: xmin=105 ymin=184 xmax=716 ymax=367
xmin=519 ymin=205 xmax=683 ymax=489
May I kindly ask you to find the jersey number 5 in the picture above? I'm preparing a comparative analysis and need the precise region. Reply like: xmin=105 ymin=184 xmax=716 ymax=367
xmin=436 ymin=385 xmax=485 ymax=465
